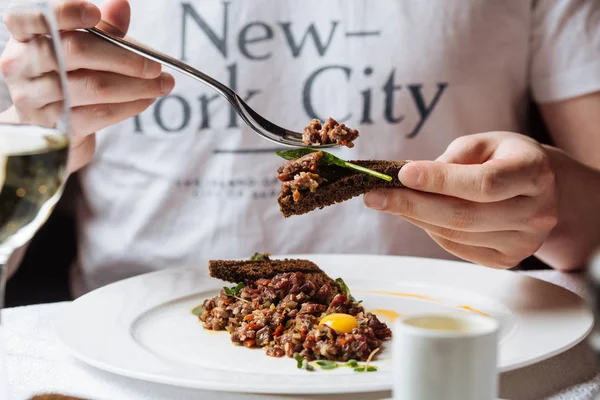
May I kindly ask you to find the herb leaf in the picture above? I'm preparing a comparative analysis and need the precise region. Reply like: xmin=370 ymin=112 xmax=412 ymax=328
xmin=276 ymin=148 xmax=318 ymax=161
xmin=276 ymin=149 xmax=392 ymax=182
xmin=320 ymin=364 xmax=338 ymax=370
xmin=293 ymin=352 xmax=316 ymax=371
xmin=346 ymin=359 xmax=358 ymax=368
xmin=335 ymin=277 xmax=362 ymax=304
xmin=293 ymin=352 xmax=304 ymax=369
xmin=303 ymin=360 xmax=315 ymax=371
xmin=335 ymin=278 xmax=351 ymax=297
xmin=232 ymin=282 xmax=245 ymax=296
xmin=249 ymin=252 xmax=270 ymax=261
xmin=354 ymin=366 xmax=378 ymax=372
xmin=223 ymin=282 xmax=245 ymax=298
xmin=315 ymin=360 xmax=338 ymax=370
xmin=191 ymin=305 xmax=203 ymax=316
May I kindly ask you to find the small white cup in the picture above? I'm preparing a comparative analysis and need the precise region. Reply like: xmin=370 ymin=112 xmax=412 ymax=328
xmin=392 ymin=313 xmax=499 ymax=400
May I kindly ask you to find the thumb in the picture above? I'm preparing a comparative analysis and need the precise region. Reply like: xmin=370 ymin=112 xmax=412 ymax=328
xmin=96 ymin=0 xmax=131 ymax=37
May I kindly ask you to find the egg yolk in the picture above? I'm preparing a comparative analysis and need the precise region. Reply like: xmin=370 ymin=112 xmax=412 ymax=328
xmin=319 ymin=313 xmax=358 ymax=333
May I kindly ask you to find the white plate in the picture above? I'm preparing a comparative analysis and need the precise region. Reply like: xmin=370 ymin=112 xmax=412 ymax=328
xmin=55 ymin=255 xmax=593 ymax=394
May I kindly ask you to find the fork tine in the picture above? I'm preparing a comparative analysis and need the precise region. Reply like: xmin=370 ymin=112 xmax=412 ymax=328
xmin=235 ymin=96 xmax=338 ymax=148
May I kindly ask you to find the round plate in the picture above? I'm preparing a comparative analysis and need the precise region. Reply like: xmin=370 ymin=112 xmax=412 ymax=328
xmin=55 ymin=255 xmax=593 ymax=394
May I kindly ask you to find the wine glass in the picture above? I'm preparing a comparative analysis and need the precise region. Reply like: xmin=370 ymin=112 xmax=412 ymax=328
xmin=0 ymin=1 xmax=72 ymax=396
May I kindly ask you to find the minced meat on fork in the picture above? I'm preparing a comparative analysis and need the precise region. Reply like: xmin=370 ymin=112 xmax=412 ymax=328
xmin=198 ymin=271 xmax=391 ymax=362
xmin=302 ymin=118 xmax=359 ymax=148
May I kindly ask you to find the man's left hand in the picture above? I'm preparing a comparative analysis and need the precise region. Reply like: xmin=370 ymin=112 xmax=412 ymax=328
xmin=364 ymin=131 xmax=559 ymax=269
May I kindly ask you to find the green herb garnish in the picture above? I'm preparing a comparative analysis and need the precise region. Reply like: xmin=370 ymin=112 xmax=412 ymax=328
xmin=303 ymin=360 xmax=315 ymax=371
xmin=335 ymin=277 xmax=362 ymax=304
xmin=293 ymin=353 xmax=316 ymax=371
xmin=354 ymin=366 xmax=378 ymax=372
xmin=249 ymin=252 xmax=270 ymax=261
xmin=294 ymin=355 xmax=381 ymax=373
xmin=223 ymin=282 xmax=245 ymax=297
xmin=276 ymin=148 xmax=392 ymax=182
xmin=293 ymin=352 xmax=304 ymax=369
xmin=191 ymin=305 xmax=203 ymax=316
xmin=335 ymin=278 xmax=351 ymax=298
xmin=315 ymin=360 xmax=338 ymax=370
xmin=360 ymin=347 xmax=380 ymax=373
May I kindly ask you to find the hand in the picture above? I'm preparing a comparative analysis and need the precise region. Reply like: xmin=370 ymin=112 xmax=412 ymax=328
xmin=0 ymin=0 xmax=175 ymax=171
xmin=364 ymin=132 xmax=559 ymax=269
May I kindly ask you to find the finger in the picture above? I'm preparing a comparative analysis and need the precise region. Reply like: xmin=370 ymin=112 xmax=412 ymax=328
xmin=98 ymin=0 xmax=131 ymax=37
xmin=68 ymin=134 xmax=95 ymax=173
xmin=428 ymin=233 xmax=521 ymax=269
xmin=398 ymin=155 xmax=548 ymax=202
xmin=6 ymin=32 xmax=162 ymax=79
xmin=402 ymin=216 xmax=531 ymax=253
xmin=60 ymin=31 xmax=162 ymax=78
xmin=4 ymin=0 xmax=101 ymax=42
xmin=0 ymin=36 xmax=58 ymax=79
xmin=364 ymin=189 xmax=539 ymax=232
xmin=67 ymin=70 xmax=174 ymax=107
xmin=15 ymin=100 xmax=65 ymax=128
xmin=11 ymin=71 xmax=63 ymax=110
xmin=70 ymin=98 xmax=156 ymax=135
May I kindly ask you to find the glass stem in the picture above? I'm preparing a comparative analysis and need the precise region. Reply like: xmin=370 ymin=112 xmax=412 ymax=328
xmin=0 ymin=257 xmax=9 ymax=313
xmin=0 ymin=258 xmax=8 ymax=399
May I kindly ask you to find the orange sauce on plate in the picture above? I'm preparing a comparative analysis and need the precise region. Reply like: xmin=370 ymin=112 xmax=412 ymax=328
xmin=457 ymin=305 xmax=490 ymax=317
xmin=370 ymin=309 xmax=403 ymax=321
xmin=356 ymin=290 xmax=442 ymax=302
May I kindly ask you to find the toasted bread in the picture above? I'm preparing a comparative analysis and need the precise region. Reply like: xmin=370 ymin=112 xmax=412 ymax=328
xmin=278 ymin=160 xmax=407 ymax=217
xmin=208 ymin=259 xmax=334 ymax=286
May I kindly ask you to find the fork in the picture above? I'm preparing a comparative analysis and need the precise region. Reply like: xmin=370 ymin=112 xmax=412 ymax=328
xmin=84 ymin=27 xmax=337 ymax=149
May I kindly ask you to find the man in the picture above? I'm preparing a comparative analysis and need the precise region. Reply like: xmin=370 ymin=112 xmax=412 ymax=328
xmin=1 ymin=0 xmax=599 ymax=296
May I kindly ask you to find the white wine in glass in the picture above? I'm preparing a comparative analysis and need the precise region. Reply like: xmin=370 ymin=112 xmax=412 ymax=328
xmin=0 ymin=1 xmax=72 ymax=397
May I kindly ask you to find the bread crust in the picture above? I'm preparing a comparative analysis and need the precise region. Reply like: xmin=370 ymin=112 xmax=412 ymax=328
xmin=208 ymin=259 xmax=334 ymax=286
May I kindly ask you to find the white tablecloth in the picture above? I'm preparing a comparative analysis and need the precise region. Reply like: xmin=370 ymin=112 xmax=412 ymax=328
xmin=2 ymin=270 xmax=599 ymax=400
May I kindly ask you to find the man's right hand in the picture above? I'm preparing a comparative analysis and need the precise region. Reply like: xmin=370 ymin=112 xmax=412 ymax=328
xmin=0 ymin=0 xmax=175 ymax=171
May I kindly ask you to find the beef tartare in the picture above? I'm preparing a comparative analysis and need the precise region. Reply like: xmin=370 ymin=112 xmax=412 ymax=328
xmin=303 ymin=118 xmax=359 ymax=148
xmin=196 ymin=257 xmax=391 ymax=362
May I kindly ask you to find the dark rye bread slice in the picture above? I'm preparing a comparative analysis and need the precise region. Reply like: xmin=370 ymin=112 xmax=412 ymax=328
xmin=208 ymin=259 xmax=334 ymax=287
xmin=278 ymin=160 xmax=407 ymax=217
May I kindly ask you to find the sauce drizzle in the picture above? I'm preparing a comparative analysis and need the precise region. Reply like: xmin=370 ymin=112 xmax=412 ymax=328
xmin=356 ymin=290 xmax=442 ymax=302
xmin=370 ymin=309 xmax=403 ymax=321
xmin=457 ymin=305 xmax=490 ymax=317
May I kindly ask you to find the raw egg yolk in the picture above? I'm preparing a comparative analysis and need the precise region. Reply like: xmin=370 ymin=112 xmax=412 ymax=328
xmin=319 ymin=313 xmax=358 ymax=333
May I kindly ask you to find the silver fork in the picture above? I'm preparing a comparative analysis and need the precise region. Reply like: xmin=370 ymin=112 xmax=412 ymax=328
xmin=84 ymin=27 xmax=336 ymax=148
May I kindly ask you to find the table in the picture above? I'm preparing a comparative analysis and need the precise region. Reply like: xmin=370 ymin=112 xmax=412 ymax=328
xmin=3 ymin=270 xmax=599 ymax=400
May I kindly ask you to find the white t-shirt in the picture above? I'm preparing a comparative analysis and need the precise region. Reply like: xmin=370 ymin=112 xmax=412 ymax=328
xmin=4 ymin=0 xmax=600 ymax=295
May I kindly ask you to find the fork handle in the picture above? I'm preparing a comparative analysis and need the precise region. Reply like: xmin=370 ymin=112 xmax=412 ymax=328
xmin=83 ymin=27 xmax=236 ymax=102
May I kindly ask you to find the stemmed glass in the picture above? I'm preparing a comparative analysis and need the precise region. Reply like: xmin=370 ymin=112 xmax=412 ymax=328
xmin=0 ymin=1 xmax=72 ymax=396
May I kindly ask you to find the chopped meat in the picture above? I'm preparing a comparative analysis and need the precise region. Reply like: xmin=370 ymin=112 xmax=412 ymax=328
xmin=302 ymin=118 xmax=359 ymax=148
xmin=198 ymin=271 xmax=391 ymax=362
xmin=281 ymin=172 xmax=324 ymax=202
xmin=277 ymin=151 xmax=323 ymax=181
xmin=303 ymin=119 xmax=323 ymax=146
